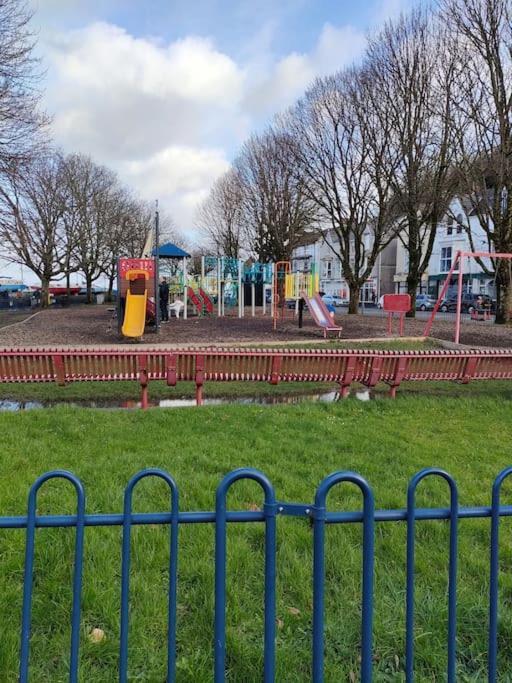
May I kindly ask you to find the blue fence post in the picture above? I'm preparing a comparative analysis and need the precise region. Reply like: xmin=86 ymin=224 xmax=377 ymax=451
xmin=488 ymin=466 xmax=512 ymax=682
xmin=19 ymin=471 xmax=85 ymax=683
xmin=119 ymin=469 xmax=179 ymax=683
xmin=214 ymin=468 xmax=277 ymax=683
xmin=313 ymin=472 xmax=375 ymax=683
xmin=406 ymin=469 xmax=458 ymax=683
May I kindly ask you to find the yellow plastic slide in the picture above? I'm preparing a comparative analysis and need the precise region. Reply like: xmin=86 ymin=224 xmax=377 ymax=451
xmin=122 ymin=269 xmax=149 ymax=338
xmin=122 ymin=289 xmax=147 ymax=338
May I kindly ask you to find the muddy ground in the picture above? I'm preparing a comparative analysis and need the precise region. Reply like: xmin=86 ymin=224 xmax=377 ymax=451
xmin=0 ymin=304 xmax=511 ymax=348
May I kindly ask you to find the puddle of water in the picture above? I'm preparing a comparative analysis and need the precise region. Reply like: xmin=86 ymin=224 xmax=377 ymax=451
xmin=0 ymin=400 xmax=44 ymax=411
xmin=0 ymin=389 xmax=383 ymax=412
xmin=0 ymin=391 xmax=348 ymax=411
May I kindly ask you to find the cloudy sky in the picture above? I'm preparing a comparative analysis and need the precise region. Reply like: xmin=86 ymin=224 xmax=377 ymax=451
xmin=31 ymin=0 xmax=412 ymax=246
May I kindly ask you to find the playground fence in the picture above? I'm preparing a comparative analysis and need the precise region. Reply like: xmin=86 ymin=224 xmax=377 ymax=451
xmin=1 ymin=346 xmax=512 ymax=406
xmin=5 ymin=466 xmax=512 ymax=681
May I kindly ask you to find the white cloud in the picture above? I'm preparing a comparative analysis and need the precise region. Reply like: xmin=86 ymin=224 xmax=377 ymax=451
xmin=241 ymin=23 xmax=366 ymax=117
xmin=41 ymin=18 xmax=366 ymax=237
xmin=119 ymin=146 xmax=230 ymax=233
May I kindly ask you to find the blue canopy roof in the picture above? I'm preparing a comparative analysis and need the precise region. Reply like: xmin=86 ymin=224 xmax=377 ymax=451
xmin=153 ymin=242 xmax=190 ymax=259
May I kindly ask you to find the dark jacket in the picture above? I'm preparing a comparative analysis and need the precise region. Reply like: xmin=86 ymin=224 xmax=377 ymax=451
xmin=159 ymin=282 xmax=169 ymax=302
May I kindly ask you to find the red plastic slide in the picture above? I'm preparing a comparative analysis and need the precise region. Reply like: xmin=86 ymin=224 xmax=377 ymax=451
xmin=198 ymin=288 xmax=214 ymax=314
xmin=187 ymin=287 xmax=204 ymax=314
xmin=301 ymin=292 xmax=342 ymax=338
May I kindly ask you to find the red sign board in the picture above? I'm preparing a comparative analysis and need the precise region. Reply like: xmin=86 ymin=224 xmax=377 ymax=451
xmin=383 ymin=294 xmax=411 ymax=313
xmin=119 ymin=258 xmax=155 ymax=277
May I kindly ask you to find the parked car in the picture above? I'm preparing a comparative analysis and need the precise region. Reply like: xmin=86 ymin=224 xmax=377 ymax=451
xmin=415 ymin=294 xmax=437 ymax=311
xmin=321 ymin=294 xmax=344 ymax=307
xmin=440 ymin=293 xmax=494 ymax=313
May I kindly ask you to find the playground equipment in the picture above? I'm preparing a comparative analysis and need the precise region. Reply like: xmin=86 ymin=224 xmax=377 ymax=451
xmin=116 ymin=247 xmax=339 ymax=334
xmin=201 ymin=256 xmax=244 ymax=317
xmin=382 ymin=294 xmax=411 ymax=337
xmin=187 ymin=285 xmax=214 ymax=316
xmin=121 ymin=270 xmax=149 ymax=338
xmin=301 ymin=292 xmax=342 ymax=338
xmin=117 ymin=258 xmax=156 ymax=338
xmin=272 ymin=261 xmax=341 ymax=336
xmin=243 ymin=261 xmax=274 ymax=316
xmin=424 ymin=251 xmax=512 ymax=343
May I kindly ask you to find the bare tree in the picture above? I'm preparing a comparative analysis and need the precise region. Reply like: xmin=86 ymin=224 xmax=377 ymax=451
xmin=99 ymin=187 xmax=135 ymax=301
xmin=366 ymin=8 xmax=458 ymax=314
xmin=0 ymin=0 xmax=48 ymax=173
xmin=283 ymin=69 xmax=397 ymax=313
xmin=63 ymin=154 xmax=119 ymax=303
xmin=196 ymin=169 xmax=244 ymax=257
xmin=440 ymin=0 xmax=512 ymax=323
xmin=0 ymin=152 xmax=68 ymax=305
xmin=235 ymin=128 xmax=318 ymax=262
xmin=158 ymin=207 xmax=187 ymax=250
xmin=121 ymin=199 xmax=154 ymax=259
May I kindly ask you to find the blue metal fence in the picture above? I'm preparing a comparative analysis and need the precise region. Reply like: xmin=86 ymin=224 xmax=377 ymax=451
xmin=2 ymin=466 xmax=512 ymax=681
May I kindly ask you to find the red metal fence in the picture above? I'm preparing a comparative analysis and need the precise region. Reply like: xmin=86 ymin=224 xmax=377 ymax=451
xmin=1 ymin=347 xmax=511 ymax=406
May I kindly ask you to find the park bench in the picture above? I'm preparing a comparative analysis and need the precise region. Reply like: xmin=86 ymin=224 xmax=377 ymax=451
xmin=0 ymin=347 xmax=512 ymax=406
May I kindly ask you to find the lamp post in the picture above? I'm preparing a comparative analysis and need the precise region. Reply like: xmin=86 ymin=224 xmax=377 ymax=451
xmin=154 ymin=200 xmax=160 ymax=333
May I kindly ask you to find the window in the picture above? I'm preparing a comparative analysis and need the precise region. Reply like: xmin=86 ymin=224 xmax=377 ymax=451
xmin=440 ymin=246 xmax=452 ymax=272
xmin=322 ymin=260 xmax=332 ymax=279
xmin=456 ymin=214 xmax=463 ymax=234
xmin=446 ymin=217 xmax=454 ymax=236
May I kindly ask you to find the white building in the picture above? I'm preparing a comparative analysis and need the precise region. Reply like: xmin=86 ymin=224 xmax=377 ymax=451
xmin=291 ymin=230 xmax=397 ymax=303
xmin=393 ymin=198 xmax=495 ymax=298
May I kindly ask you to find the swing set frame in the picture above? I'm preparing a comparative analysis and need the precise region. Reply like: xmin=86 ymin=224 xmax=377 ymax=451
xmin=423 ymin=251 xmax=512 ymax=343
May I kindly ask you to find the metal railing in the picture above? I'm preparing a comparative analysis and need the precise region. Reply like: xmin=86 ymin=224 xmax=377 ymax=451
xmin=2 ymin=466 xmax=512 ymax=681
xmin=1 ymin=346 xmax=512 ymax=406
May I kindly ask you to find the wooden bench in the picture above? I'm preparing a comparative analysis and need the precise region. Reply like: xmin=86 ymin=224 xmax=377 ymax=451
xmin=1 ymin=347 xmax=512 ymax=406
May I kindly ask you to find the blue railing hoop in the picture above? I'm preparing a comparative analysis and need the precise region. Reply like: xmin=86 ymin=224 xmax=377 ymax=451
xmin=20 ymin=471 xmax=86 ymax=683
xmin=406 ymin=468 xmax=458 ymax=683
xmin=215 ymin=468 xmax=277 ymax=682
xmin=119 ymin=468 xmax=179 ymax=683
xmin=313 ymin=472 xmax=375 ymax=683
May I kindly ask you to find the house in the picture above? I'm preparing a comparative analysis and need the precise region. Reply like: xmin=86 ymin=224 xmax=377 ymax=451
xmin=427 ymin=199 xmax=495 ymax=298
xmin=291 ymin=230 xmax=397 ymax=303
xmin=392 ymin=198 xmax=495 ymax=298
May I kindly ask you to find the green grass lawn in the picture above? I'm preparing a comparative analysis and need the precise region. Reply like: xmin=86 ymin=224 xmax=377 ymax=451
xmin=0 ymin=397 xmax=511 ymax=681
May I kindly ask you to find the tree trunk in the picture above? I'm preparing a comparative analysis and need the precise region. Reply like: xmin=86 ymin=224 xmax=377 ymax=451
xmin=86 ymin=275 xmax=94 ymax=304
xmin=40 ymin=278 xmax=50 ymax=309
xmin=348 ymin=284 xmax=359 ymax=314
xmin=406 ymin=275 xmax=419 ymax=318
xmin=495 ymin=263 xmax=512 ymax=325
xmin=107 ymin=274 xmax=115 ymax=302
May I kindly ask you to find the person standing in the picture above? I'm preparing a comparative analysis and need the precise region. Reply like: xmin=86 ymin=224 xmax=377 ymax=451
xmin=159 ymin=277 xmax=169 ymax=322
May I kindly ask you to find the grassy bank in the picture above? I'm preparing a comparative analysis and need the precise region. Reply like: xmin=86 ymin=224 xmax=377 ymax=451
xmin=0 ymin=397 xmax=511 ymax=680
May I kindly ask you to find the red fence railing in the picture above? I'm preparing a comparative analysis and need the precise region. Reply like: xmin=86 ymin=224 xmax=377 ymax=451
xmin=1 ymin=347 xmax=511 ymax=406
